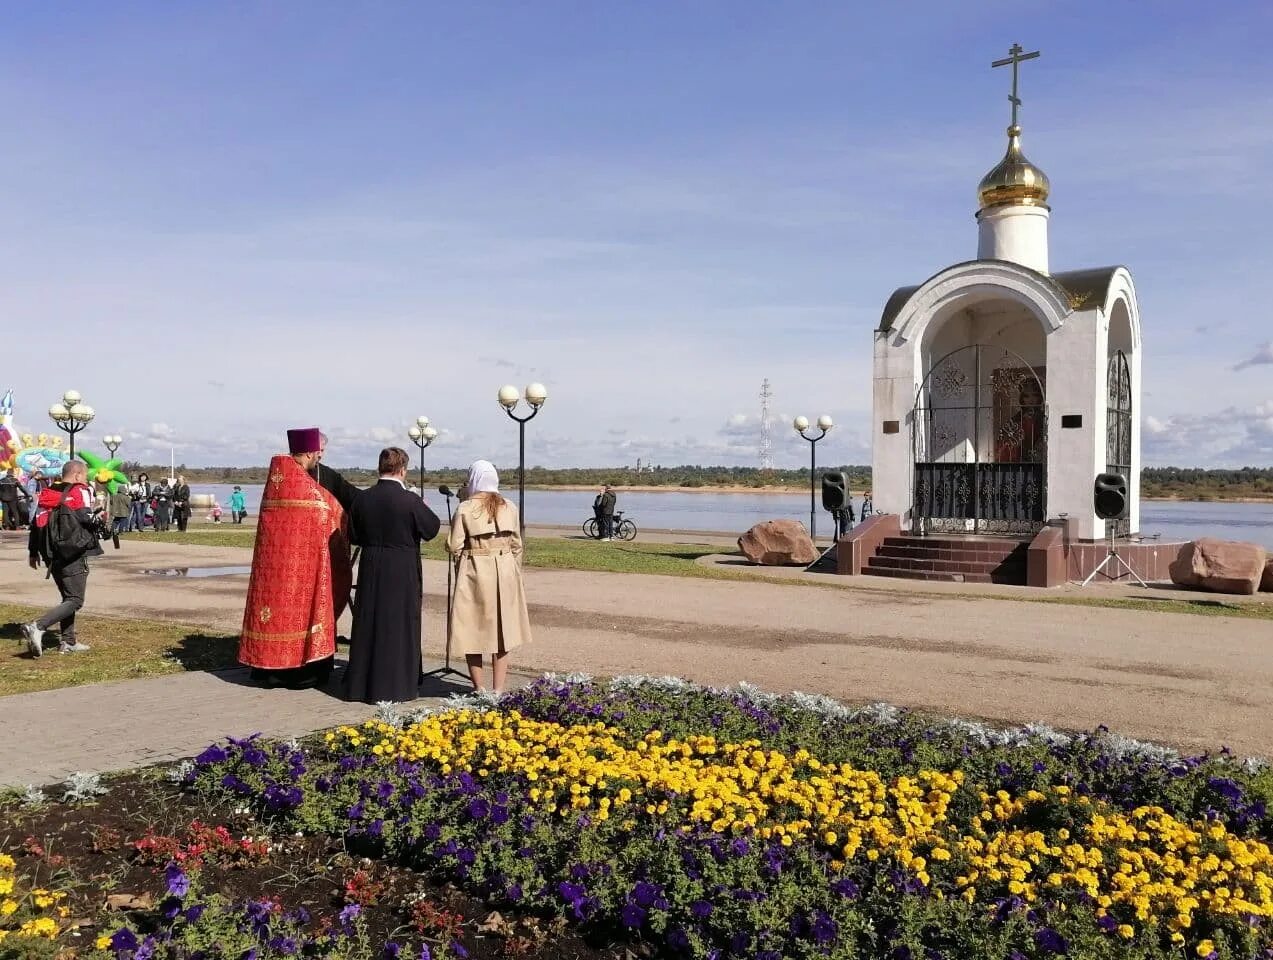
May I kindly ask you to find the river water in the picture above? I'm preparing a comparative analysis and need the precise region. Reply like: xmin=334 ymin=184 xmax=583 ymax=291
xmin=192 ymin=483 xmax=1273 ymax=549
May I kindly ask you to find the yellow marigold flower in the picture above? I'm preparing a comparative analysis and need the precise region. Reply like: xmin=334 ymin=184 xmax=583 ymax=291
xmin=1196 ymin=941 xmax=1215 ymax=957
xmin=1 ymin=899 xmax=17 ymax=916
xmin=1117 ymin=925 xmax=1134 ymax=939
xmin=97 ymin=935 xmax=112 ymax=950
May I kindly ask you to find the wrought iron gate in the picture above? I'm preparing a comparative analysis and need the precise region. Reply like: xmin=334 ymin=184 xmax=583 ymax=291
xmin=912 ymin=344 xmax=1047 ymax=536
xmin=1106 ymin=349 xmax=1132 ymax=537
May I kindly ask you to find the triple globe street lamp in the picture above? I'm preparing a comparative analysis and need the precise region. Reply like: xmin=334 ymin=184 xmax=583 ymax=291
xmin=48 ymin=390 xmax=95 ymax=460
xmin=498 ymin=382 xmax=548 ymax=532
xmin=794 ymin=414 xmax=834 ymax=540
xmin=406 ymin=416 xmax=439 ymax=497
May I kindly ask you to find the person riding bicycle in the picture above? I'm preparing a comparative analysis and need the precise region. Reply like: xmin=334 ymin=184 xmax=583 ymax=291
xmin=596 ymin=484 xmax=617 ymax=541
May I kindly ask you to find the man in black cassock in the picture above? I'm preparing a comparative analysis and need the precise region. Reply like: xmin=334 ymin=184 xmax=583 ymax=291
xmin=343 ymin=446 xmax=441 ymax=704
xmin=310 ymin=431 xmax=361 ymax=513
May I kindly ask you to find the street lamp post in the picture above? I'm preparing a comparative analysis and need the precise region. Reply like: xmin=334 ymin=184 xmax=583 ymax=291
xmin=103 ymin=434 xmax=122 ymax=458
xmin=497 ymin=383 xmax=548 ymax=532
xmin=406 ymin=416 xmax=438 ymax=497
xmin=48 ymin=390 xmax=95 ymax=461
xmin=794 ymin=414 xmax=833 ymax=540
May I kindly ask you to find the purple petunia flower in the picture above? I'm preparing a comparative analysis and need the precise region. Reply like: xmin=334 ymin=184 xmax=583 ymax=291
xmin=164 ymin=863 xmax=190 ymax=899
xmin=1034 ymin=928 xmax=1069 ymax=955
xmin=831 ymin=878 xmax=860 ymax=899
xmin=194 ymin=745 xmax=228 ymax=766
xmin=689 ymin=900 xmax=713 ymax=919
xmin=467 ymin=797 xmax=491 ymax=819
xmin=631 ymin=881 xmax=662 ymax=908
xmin=666 ymin=927 xmax=690 ymax=952
xmin=111 ymin=929 xmax=140 ymax=953
xmin=450 ymin=943 xmax=468 ymax=959
xmin=184 ymin=904 xmax=205 ymax=923
xmin=382 ymin=943 xmax=400 ymax=960
xmin=134 ymin=937 xmax=156 ymax=960
xmin=418 ymin=947 xmax=431 ymax=960
xmin=621 ymin=903 xmax=647 ymax=928
xmin=338 ymin=904 xmax=362 ymax=928
xmin=811 ymin=912 xmax=837 ymax=945
xmin=557 ymin=881 xmax=585 ymax=904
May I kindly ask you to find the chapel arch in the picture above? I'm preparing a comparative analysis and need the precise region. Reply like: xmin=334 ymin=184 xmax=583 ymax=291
xmin=1105 ymin=298 xmax=1135 ymax=534
xmin=910 ymin=293 xmax=1049 ymax=535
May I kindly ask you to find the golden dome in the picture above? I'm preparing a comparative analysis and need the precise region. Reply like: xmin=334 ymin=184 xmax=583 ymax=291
xmin=977 ymin=124 xmax=1050 ymax=211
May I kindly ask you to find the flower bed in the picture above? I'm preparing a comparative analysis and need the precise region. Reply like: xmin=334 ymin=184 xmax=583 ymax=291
xmin=175 ymin=675 xmax=1273 ymax=960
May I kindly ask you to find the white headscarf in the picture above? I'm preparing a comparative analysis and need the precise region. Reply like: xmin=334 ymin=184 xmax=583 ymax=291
xmin=464 ymin=459 xmax=500 ymax=497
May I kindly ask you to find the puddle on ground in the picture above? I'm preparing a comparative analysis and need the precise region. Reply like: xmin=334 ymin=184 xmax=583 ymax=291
xmin=140 ymin=566 xmax=252 ymax=578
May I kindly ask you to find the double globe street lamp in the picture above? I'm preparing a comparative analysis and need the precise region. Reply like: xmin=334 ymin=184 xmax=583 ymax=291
xmin=498 ymin=383 xmax=548 ymax=532
xmin=103 ymin=434 xmax=123 ymax=457
xmin=48 ymin=390 xmax=95 ymax=460
xmin=794 ymin=414 xmax=834 ymax=540
xmin=406 ymin=416 xmax=439 ymax=497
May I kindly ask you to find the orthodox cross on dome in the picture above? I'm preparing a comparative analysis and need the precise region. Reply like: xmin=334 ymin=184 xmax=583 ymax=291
xmin=991 ymin=43 xmax=1041 ymax=128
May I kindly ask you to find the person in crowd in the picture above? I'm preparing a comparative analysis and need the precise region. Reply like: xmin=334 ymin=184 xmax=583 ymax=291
xmin=172 ymin=474 xmax=191 ymax=532
xmin=229 ymin=485 xmax=247 ymax=524
xmin=22 ymin=460 xmax=101 ymax=656
xmin=597 ymin=483 xmax=617 ymax=541
xmin=446 ymin=460 xmax=531 ymax=694
xmin=152 ymin=479 xmax=172 ymax=532
xmin=238 ymin=428 xmax=352 ymax=689
xmin=310 ymin=432 xmax=360 ymax=513
xmin=128 ymin=473 xmax=151 ymax=532
xmin=861 ymin=489 xmax=874 ymax=520
xmin=25 ymin=470 xmax=45 ymax=525
xmin=210 ymin=501 xmax=223 ymax=523
xmin=0 ymin=469 xmax=28 ymax=530
xmin=344 ymin=446 xmax=441 ymax=704
xmin=110 ymin=484 xmax=131 ymax=535
xmin=591 ymin=485 xmax=605 ymax=539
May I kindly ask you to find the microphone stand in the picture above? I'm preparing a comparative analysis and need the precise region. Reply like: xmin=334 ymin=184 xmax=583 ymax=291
xmin=423 ymin=485 xmax=466 ymax=683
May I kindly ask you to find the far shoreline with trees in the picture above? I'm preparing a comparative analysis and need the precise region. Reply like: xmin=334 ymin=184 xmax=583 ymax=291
xmin=115 ymin=462 xmax=1273 ymax=502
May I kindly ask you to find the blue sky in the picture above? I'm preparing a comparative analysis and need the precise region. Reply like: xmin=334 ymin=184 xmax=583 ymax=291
xmin=1 ymin=2 xmax=1271 ymax=469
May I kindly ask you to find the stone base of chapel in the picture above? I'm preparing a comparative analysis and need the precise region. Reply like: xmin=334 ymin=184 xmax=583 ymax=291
xmin=836 ymin=515 xmax=1188 ymax=588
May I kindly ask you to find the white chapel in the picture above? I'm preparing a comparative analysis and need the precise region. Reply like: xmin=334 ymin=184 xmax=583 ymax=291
xmin=871 ymin=45 xmax=1141 ymax=543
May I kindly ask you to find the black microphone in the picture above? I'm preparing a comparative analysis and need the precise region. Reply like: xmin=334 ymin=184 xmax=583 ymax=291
xmin=438 ymin=484 xmax=453 ymax=497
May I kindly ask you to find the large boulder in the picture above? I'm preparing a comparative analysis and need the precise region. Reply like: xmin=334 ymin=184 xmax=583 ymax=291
xmin=1169 ymin=538 xmax=1268 ymax=595
xmin=1263 ymin=559 xmax=1273 ymax=593
xmin=738 ymin=520 xmax=818 ymax=566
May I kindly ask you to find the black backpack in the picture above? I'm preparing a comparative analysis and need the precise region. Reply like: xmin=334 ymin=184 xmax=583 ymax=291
xmin=44 ymin=489 xmax=96 ymax=567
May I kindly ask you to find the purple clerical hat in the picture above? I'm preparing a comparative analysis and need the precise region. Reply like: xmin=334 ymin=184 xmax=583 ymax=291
xmin=287 ymin=427 xmax=322 ymax=454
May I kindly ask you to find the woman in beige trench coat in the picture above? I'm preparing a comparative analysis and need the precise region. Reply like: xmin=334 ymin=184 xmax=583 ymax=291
xmin=446 ymin=460 xmax=532 ymax=692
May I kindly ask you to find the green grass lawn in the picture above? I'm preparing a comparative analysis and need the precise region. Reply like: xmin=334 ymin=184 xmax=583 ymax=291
xmin=125 ymin=529 xmax=1273 ymax=621
xmin=0 ymin=603 xmax=238 ymax=697
xmin=124 ymin=530 xmax=735 ymax=579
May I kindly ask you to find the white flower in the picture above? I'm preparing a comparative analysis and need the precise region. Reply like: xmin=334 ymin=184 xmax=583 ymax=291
xmin=62 ymin=771 xmax=106 ymax=803
xmin=850 ymin=702 xmax=902 ymax=726
xmin=788 ymin=691 xmax=852 ymax=721
xmin=20 ymin=784 xmax=46 ymax=806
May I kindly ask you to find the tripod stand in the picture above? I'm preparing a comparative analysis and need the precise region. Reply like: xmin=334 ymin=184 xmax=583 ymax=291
xmin=1081 ymin=526 xmax=1147 ymax=588
xmin=423 ymin=486 xmax=467 ymax=683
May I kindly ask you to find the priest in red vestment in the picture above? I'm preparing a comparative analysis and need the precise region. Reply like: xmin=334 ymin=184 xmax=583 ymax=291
xmin=238 ymin=427 xmax=353 ymax=689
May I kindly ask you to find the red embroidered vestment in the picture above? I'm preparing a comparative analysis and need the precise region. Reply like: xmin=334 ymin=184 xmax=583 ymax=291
xmin=238 ymin=455 xmax=352 ymax=670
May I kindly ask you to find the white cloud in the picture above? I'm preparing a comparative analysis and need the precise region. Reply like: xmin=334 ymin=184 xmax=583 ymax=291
xmin=1234 ymin=342 xmax=1273 ymax=372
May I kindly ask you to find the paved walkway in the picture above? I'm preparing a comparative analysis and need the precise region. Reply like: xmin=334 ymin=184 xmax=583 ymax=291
xmin=3 ymin=535 xmax=1273 ymax=786
xmin=2 ymin=665 xmax=382 ymax=788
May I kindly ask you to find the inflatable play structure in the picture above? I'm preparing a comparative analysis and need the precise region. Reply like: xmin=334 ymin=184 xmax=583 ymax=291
xmin=0 ymin=390 xmax=130 ymax=491
xmin=1 ymin=389 xmax=73 ymax=483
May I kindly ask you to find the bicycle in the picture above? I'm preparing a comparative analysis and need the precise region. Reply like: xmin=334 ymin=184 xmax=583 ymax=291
xmin=583 ymin=511 xmax=637 ymax=541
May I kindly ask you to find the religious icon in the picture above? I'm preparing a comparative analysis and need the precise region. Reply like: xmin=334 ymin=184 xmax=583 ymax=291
xmin=993 ymin=369 xmax=1045 ymax=463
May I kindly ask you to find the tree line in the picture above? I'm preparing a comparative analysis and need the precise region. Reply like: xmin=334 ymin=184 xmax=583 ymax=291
xmin=117 ymin=461 xmax=1273 ymax=499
